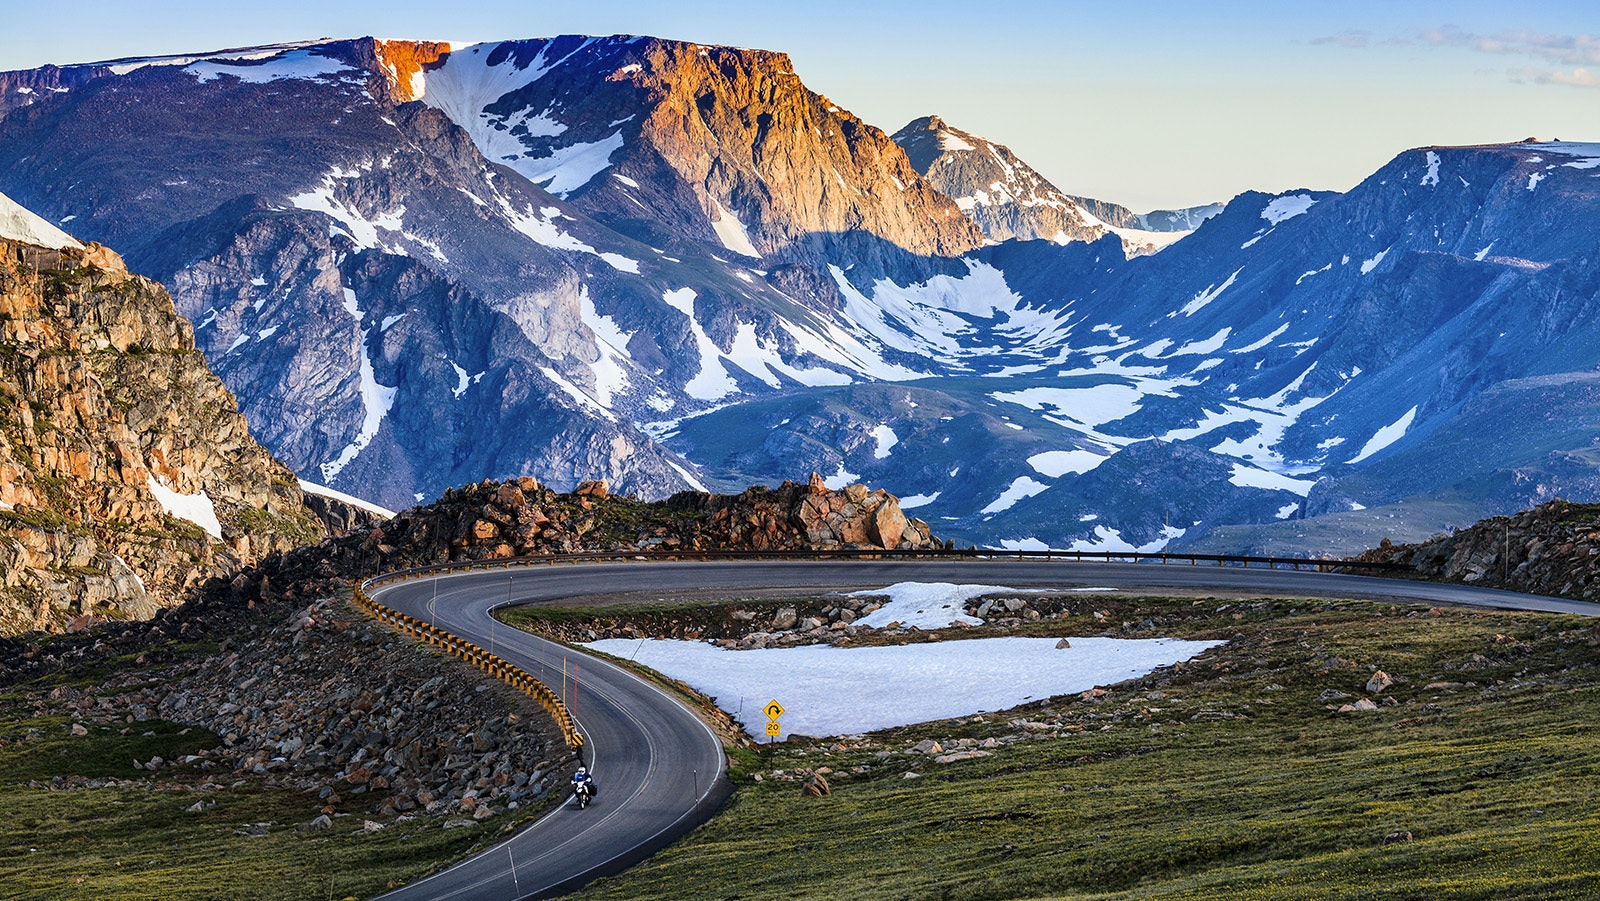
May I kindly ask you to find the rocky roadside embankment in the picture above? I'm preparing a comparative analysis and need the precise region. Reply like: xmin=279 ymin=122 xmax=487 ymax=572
xmin=537 ymin=590 xmax=1176 ymax=650
xmin=8 ymin=596 xmax=569 ymax=829
xmin=1355 ymin=499 xmax=1600 ymax=601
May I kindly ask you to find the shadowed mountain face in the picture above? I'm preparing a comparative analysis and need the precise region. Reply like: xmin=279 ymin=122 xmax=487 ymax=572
xmin=2 ymin=37 xmax=1598 ymax=555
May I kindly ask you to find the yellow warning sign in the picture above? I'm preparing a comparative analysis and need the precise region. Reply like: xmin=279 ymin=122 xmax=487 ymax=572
xmin=765 ymin=721 xmax=781 ymax=736
xmin=764 ymin=699 xmax=785 ymax=720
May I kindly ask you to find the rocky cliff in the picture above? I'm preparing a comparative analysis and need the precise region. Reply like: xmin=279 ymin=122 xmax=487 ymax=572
xmin=0 ymin=222 xmax=324 ymax=635
xmin=499 ymin=39 xmax=985 ymax=266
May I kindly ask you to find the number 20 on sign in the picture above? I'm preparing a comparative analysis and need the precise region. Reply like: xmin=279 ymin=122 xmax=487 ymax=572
xmin=764 ymin=698 xmax=783 ymax=742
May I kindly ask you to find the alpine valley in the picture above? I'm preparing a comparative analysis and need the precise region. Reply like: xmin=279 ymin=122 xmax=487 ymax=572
xmin=2 ymin=36 xmax=1598 ymax=556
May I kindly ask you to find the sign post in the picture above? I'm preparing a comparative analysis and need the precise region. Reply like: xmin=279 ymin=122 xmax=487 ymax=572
xmin=763 ymin=699 xmax=784 ymax=744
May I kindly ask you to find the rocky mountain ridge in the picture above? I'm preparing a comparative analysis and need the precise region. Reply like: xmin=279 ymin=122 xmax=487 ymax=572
xmin=0 ymin=218 xmax=327 ymax=635
xmin=890 ymin=114 xmax=1202 ymax=255
xmin=0 ymin=36 xmax=989 ymax=511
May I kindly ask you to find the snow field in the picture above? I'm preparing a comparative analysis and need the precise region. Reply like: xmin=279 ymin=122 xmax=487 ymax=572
xmin=584 ymin=582 xmax=1218 ymax=739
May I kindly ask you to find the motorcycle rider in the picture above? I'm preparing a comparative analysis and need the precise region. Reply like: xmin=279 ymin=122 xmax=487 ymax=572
xmin=572 ymin=765 xmax=596 ymax=801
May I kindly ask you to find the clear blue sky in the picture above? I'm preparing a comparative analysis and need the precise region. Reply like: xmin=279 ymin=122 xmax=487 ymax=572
xmin=3 ymin=1 xmax=1595 ymax=210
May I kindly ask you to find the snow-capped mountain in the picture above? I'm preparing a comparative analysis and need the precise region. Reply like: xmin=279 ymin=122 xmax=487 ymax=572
xmin=891 ymin=115 xmax=1214 ymax=255
xmin=0 ymin=37 xmax=982 ymax=509
xmin=3 ymin=37 xmax=1597 ymax=555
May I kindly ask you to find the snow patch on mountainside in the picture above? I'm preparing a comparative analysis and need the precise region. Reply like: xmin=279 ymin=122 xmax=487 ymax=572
xmin=0 ymin=190 xmax=81 ymax=250
xmin=290 ymin=167 xmax=408 ymax=252
xmin=832 ymin=260 xmax=1032 ymax=363
xmin=1539 ymin=141 xmax=1600 ymax=166
xmin=1176 ymin=268 xmax=1243 ymax=317
xmin=579 ymin=288 xmax=634 ymax=406
xmin=1346 ymin=405 xmax=1418 ymax=464
xmin=1027 ymin=449 xmax=1107 ymax=477
xmin=1227 ymin=463 xmax=1316 ymax=496
xmin=1070 ymin=524 xmax=1185 ymax=554
xmin=981 ymin=476 xmax=1050 ymax=514
xmin=993 ymin=384 xmax=1153 ymax=431
xmin=146 ymin=475 xmax=222 ymax=540
xmin=542 ymin=365 xmax=616 ymax=421
xmin=298 ymin=479 xmax=397 ymax=518
xmin=663 ymin=288 xmax=738 ymax=401
xmin=1420 ymin=151 xmax=1441 ymax=187
xmin=188 ymin=49 xmax=353 ymax=84
xmin=1360 ymin=248 xmax=1390 ymax=275
xmin=710 ymin=197 xmax=762 ymax=258
xmin=419 ymin=42 xmax=566 ymax=168
xmin=93 ymin=43 xmax=315 ymax=76
xmin=823 ymin=462 xmax=861 ymax=490
xmin=870 ymin=424 xmax=899 ymax=459
xmin=1260 ymin=194 xmax=1317 ymax=224
xmin=320 ymin=286 xmax=398 ymax=481
xmin=520 ymin=131 xmax=625 ymax=196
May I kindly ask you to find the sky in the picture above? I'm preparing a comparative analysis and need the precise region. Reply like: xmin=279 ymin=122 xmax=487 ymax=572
xmin=2 ymin=1 xmax=1595 ymax=210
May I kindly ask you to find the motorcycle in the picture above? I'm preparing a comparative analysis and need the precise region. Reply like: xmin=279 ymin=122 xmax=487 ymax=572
xmin=573 ymin=780 xmax=593 ymax=809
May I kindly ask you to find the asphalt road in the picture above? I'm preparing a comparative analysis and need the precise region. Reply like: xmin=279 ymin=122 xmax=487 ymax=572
xmin=368 ymin=558 xmax=1594 ymax=899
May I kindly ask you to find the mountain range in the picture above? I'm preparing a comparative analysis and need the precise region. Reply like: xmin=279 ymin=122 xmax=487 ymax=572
xmin=2 ymin=36 xmax=1597 ymax=556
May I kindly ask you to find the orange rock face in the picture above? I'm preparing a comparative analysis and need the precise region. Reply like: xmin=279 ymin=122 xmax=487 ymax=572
xmin=623 ymin=41 xmax=985 ymax=260
xmin=373 ymin=40 xmax=452 ymax=103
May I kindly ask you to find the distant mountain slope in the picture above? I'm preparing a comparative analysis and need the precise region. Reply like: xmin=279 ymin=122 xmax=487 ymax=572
xmin=0 ymin=193 xmax=324 ymax=634
xmin=891 ymin=115 xmax=1216 ymax=254
xmin=415 ymin=39 xmax=983 ymax=267
xmin=1137 ymin=203 xmax=1225 ymax=231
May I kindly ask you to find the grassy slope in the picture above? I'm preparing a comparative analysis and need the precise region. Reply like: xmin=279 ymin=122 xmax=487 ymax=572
xmin=537 ymin=595 xmax=1600 ymax=901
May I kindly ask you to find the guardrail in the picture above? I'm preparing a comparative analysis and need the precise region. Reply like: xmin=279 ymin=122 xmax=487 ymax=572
xmin=351 ymin=581 xmax=583 ymax=749
xmin=361 ymin=546 xmax=1410 ymax=584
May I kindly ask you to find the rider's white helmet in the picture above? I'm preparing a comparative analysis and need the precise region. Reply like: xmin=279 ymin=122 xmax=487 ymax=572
xmin=577 ymin=766 xmax=587 ymax=775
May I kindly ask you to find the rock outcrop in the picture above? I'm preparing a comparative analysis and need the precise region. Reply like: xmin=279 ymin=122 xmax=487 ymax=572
xmin=0 ymin=469 xmax=941 ymax=821
xmin=312 ymin=473 xmax=939 ymax=579
xmin=0 ymin=229 xmax=324 ymax=635
xmin=891 ymin=114 xmax=1207 ymax=256
xmin=1355 ymin=499 xmax=1600 ymax=602
xmin=546 ymin=39 xmax=986 ymax=265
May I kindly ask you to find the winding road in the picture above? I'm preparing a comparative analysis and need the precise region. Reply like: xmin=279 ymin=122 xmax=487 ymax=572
xmin=369 ymin=558 xmax=1593 ymax=899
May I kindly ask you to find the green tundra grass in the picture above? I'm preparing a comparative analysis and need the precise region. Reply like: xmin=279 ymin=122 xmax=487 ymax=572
xmin=549 ymin=595 xmax=1600 ymax=901
xmin=5 ymin=592 xmax=1600 ymax=899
